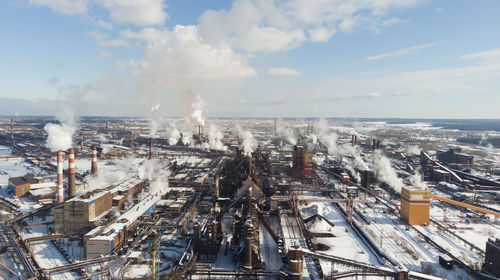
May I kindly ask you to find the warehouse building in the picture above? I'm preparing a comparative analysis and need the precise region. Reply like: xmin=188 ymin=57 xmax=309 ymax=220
xmin=86 ymin=194 xmax=158 ymax=259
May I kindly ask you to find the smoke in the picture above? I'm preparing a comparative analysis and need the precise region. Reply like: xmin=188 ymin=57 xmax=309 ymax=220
xmin=207 ymin=123 xmax=226 ymax=151
xmin=405 ymin=145 xmax=421 ymax=156
xmin=80 ymin=156 xmax=170 ymax=197
xmin=44 ymin=107 xmax=78 ymax=152
xmin=276 ymin=120 xmax=297 ymax=145
xmin=166 ymin=121 xmax=181 ymax=145
xmin=190 ymin=94 xmax=205 ymax=127
xmin=137 ymin=158 xmax=171 ymax=195
xmin=317 ymin=119 xmax=338 ymax=155
xmin=178 ymin=121 xmax=193 ymax=145
xmin=408 ymin=173 xmax=426 ymax=190
xmin=149 ymin=103 xmax=161 ymax=137
xmin=235 ymin=125 xmax=258 ymax=156
xmin=372 ymin=150 xmax=404 ymax=193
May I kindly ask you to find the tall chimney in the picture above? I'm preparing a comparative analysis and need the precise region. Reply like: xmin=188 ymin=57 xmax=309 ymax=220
xmin=351 ymin=135 xmax=355 ymax=146
xmin=57 ymin=151 xmax=64 ymax=203
xmin=91 ymin=145 xmax=98 ymax=175
xmin=68 ymin=148 xmax=76 ymax=198
xmin=149 ymin=138 xmax=153 ymax=160
xmin=10 ymin=118 xmax=14 ymax=148
xmin=372 ymin=139 xmax=377 ymax=150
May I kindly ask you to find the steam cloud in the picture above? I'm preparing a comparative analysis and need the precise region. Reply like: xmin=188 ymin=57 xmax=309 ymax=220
xmin=190 ymin=94 xmax=205 ymax=127
xmin=235 ymin=125 xmax=258 ymax=156
xmin=44 ymin=108 xmax=77 ymax=152
xmin=372 ymin=150 xmax=404 ymax=193
xmin=207 ymin=123 xmax=226 ymax=151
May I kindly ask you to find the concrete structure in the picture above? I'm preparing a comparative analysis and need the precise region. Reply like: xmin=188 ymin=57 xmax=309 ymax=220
xmin=62 ymin=191 xmax=113 ymax=233
xmin=57 ymin=151 xmax=64 ymax=204
xmin=86 ymin=194 xmax=158 ymax=259
xmin=68 ymin=148 xmax=76 ymax=198
xmin=484 ymin=238 xmax=500 ymax=277
xmin=437 ymin=148 xmax=473 ymax=166
xmin=432 ymin=169 xmax=451 ymax=183
xmin=292 ymin=144 xmax=312 ymax=180
xmin=400 ymin=187 xmax=431 ymax=226
xmin=8 ymin=174 xmax=44 ymax=197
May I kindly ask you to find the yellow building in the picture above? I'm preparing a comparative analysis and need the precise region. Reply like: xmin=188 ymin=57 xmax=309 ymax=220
xmin=400 ymin=187 xmax=430 ymax=225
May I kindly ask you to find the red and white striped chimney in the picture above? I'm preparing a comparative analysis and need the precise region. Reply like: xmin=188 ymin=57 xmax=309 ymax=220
xmin=68 ymin=148 xmax=76 ymax=198
xmin=91 ymin=145 xmax=98 ymax=175
xmin=57 ymin=151 xmax=64 ymax=204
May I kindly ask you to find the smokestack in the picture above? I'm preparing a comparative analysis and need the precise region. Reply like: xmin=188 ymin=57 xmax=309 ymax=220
xmin=105 ymin=121 xmax=109 ymax=133
xmin=274 ymin=119 xmax=277 ymax=136
xmin=91 ymin=145 xmax=98 ymax=175
xmin=57 ymin=151 xmax=64 ymax=204
xmin=372 ymin=139 xmax=376 ymax=150
xmin=10 ymin=118 xmax=14 ymax=148
xmin=149 ymin=138 xmax=153 ymax=160
xmin=351 ymin=135 xmax=355 ymax=146
xmin=68 ymin=148 xmax=76 ymax=199
xmin=376 ymin=140 xmax=380 ymax=150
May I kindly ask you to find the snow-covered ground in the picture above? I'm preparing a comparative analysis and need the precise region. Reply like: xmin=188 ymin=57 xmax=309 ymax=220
xmin=21 ymin=216 xmax=80 ymax=280
xmin=299 ymin=201 xmax=382 ymax=275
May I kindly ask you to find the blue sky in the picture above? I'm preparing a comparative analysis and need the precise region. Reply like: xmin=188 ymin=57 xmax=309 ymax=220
xmin=0 ymin=0 xmax=499 ymax=118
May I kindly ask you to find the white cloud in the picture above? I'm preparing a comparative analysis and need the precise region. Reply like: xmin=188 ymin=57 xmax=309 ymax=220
xmin=462 ymin=48 xmax=500 ymax=62
xmin=97 ymin=0 xmax=168 ymax=26
xmin=308 ymin=27 xmax=336 ymax=42
xmin=29 ymin=0 xmax=89 ymax=15
xmin=30 ymin=0 xmax=168 ymax=26
xmin=123 ymin=25 xmax=256 ymax=95
xmin=96 ymin=20 xmax=114 ymax=30
xmin=198 ymin=0 xmax=425 ymax=52
xmin=268 ymin=67 xmax=302 ymax=76
xmin=365 ymin=42 xmax=437 ymax=61
xmin=88 ymin=31 xmax=129 ymax=47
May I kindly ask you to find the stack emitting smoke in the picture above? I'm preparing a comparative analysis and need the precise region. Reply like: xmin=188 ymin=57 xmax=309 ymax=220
xmin=149 ymin=138 xmax=153 ymax=160
xmin=91 ymin=145 xmax=98 ymax=176
xmin=198 ymin=125 xmax=204 ymax=138
xmin=68 ymin=148 xmax=76 ymax=199
xmin=57 ymin=151 xmax=64 ymax=204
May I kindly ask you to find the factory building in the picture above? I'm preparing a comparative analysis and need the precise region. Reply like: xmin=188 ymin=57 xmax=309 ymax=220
xmin=292 ymin=144 xmax=312 ymax=180
xmin=86 ymin=194 xmax=158 ymax=259
xmin=8 ymin=174 xmax=45 ymax=197
xmin=432 ymin=169 xmax=451 ymax=183
xmin=55 ymin=177 xmax=143 ymax=233
xmin=437 ymin=148 xmax=474 ymax=166
xmin=62 ymin=191 xmax=113 ymax=233
xmin=483 ymin=238 xmax=500 ymax=278
xmin=400 ymin=187 xmax=431 ymax=226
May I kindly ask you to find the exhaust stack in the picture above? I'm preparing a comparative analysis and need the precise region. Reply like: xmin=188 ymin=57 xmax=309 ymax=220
xmin=91 ymin=145 xmax=98 ymax=175
xmin=57 ymin=151 xmax=64 ymax=204
xmin=68 ymin=148 xmax=76 ymax=198
xmin=149 ymin=138 xmax=153 ymax=160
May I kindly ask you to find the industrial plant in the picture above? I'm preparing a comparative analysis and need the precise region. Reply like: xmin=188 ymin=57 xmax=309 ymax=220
xmin=0 ymin=116 xmax=499 ymax=280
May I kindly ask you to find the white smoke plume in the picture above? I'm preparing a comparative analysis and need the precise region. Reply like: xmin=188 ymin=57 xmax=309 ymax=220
xmin=317 ymin=119 xmax=338 ymax=155
xmin=149 ymin=103 xmax=161 ymax=137
xmin=80 ymin=156 xmax=170 ymax=197
xmin=207 ymin=123 xmax=226 ymax=151
xmin=405 ymin=145 xmax=421 ymax=156
xmin=408 ymin=173 xmax=426 ymax=190
xmin=372 ymin=150 xmax=404 ymax=193
xmin=166 ymin=121 xmax=181 ymax=145
xmin=137 ymin=158 xmax=170 ymax=196
xmin=190 ymin=94 xmax=205 ymax=127
xmin=235 ymin=125 xmax=258 ymax=156
xmin=276 ymin=120 xmax=297 ymax=145
xmin=178 ymin=121 xmax=193 ymax=145
xmin=44 ymin=107 xmax=78 ymax=152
